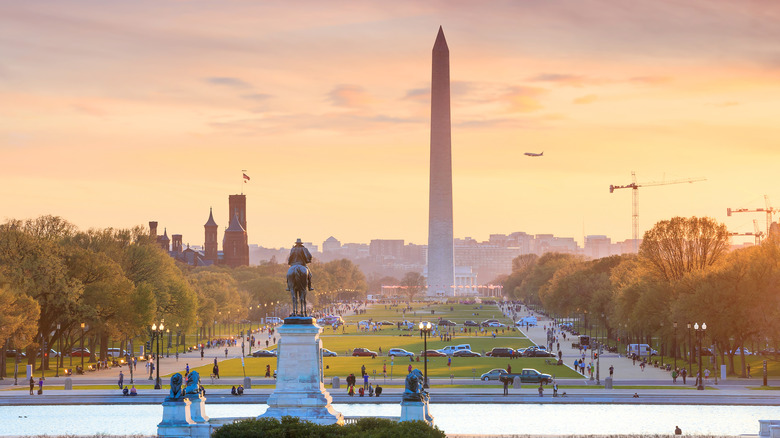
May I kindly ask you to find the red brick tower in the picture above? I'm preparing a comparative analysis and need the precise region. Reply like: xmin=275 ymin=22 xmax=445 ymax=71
xmin=172 ymin=234 xmax=183 ymax=254
xmin=149 ymin=221 xmax=158 ymax=238
xmin=228 ymin=194 xmax=247 ymax=233
xmin=223 ymin=213 xmax=249 ymax=267
xmin=204 ymin=208 xmax=218 ymax=263
xmin=159 ymin=228 xmax=170 ymax=252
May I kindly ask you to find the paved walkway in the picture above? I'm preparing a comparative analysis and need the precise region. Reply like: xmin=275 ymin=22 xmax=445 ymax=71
xmin=502 ymin=304 xmax=720 ymax=385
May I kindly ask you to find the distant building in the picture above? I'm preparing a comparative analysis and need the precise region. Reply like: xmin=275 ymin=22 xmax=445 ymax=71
xmin=150 ymin=193 xmax=249 ymax=268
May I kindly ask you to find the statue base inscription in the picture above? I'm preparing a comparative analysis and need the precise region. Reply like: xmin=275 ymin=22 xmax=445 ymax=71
xmin=260 ymin=320 xmax=343 ymax=425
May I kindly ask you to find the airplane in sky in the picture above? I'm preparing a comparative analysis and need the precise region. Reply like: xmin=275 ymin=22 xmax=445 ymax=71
xmin=524 ymin=151 xmax=543 ymax=157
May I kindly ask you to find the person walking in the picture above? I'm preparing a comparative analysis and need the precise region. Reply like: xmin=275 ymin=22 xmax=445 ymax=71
xmin=502 ymin=377 xmax=509 ymax=396
xmin=609 ymin=365 xmax=614 ymax=378
xmin=118 ymin=370 xmax=124 ymax=389
xmin=29 ymin=377 xmax=35 ymax=395
xmin=213 ymin=363 xmax=220 ymax=379
xmin=747 ymin=363 xmax=752 ymax=378
xmin=265 ymin=364 xmax=271 ymax=378
xmin=225 ymin=348 xmax=228 ymax=358
xmin=681 ymin=368 xmax=687 ymax=385
xmin=38 ymin=377 xmax=44 ymax=395
xmin=553 ymin=381 xmax=558 ymax=397
xmin=537 ymin=383 xmax=544 ymax=397
xmin=185 ymin=363 xmax=190 ymax=377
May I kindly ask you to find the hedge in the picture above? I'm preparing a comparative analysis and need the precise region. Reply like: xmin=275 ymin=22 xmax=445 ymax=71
xmin=212 ymin=416 xmax=446 ymax=438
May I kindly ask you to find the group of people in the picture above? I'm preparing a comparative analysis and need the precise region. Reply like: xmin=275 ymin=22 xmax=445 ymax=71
xmin=230 ymin=385 xmax=245 ymax=395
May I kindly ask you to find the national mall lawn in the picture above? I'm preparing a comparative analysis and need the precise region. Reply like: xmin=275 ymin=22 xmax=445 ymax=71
xmin=181 ymin=302 xmax=583 ymax=381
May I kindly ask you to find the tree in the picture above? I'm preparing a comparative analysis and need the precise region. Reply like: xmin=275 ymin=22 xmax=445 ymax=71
xmin=639 ymin=216 xmax=729 ymax=282
xmin=400 ymin=272 xmax=426 ymax=302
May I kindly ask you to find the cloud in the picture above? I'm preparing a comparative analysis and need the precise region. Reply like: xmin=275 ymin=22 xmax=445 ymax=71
xmin=327 ymin=84 xmax=372 ymax=108
xmin=500 ymin=86 xmax=547 ymax=113
xmin=71 ymin=103 xmax=108 ymax=116
xmin=242 ymin=93 xmax=272 ymax=102
xmin=573 ymin=94 xmax=598 ymax=104
xmin=628 ymin=76 xmax=670 ymax=85
xmin=529 ymin=73 xmax=592 ymax=87
xmin=403 ymin=88 xmax=429 ymax=102
xmin=205 ymin=77 xmax=253 ymax=89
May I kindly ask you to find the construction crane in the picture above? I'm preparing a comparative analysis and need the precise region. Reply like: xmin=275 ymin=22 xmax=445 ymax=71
xmin=726 ymin=195 xmax=775 ymax=235
xmin=729 ymin=219 xmax=763 ymax=246
xmin=609 ymin=171 xmax=707 ymax=252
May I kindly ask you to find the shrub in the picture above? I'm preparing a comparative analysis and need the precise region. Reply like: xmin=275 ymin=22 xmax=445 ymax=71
xmin=212 ymin=416 xmax=445 ymax=438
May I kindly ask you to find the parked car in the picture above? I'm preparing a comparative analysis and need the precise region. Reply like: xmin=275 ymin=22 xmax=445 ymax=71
xmin=388 ymin=348 xmax=415 ymax=358
xmin=453 ymin=350 xmax=481 ymax=357
xmin=352 ymin=348 xmax=377 ymax=358
xmin=480 ymin=368 xmax=510 ymax=381
xmin=464 ymin=320 xmax=479 ymax=327
xmin=378 ymin=321 xmax=394 ymax=326
xmin=729 ymin=347 xmax=752 ymax=356
xmin=486 ymin=347 xmax=515 ymax=357
xmin=321 ymin=348 xmax=337 ymax=357
xmin=251 ymin=349 xmax=277 ymax=357
xmin=318 ymin=316 xmax=344 ymax=326
xmin=517 ymin=368 xmax=552 ymax=384
xmin=5 ymin=350 xmax=26 ymax=358
xmin=439 ymin=344 xmax=472 ymax=356
xmin=70 ymin=348 xmax=91 ymax=357
xmin=516 ymin=316 xmax=538 ymax=327
xmin=420 ymin=350 xmax=448 ymax=357
xmin=480 ymin=319 xmax=499 ymax=327
xmin=106 ymin=348 xmax=126 ymax=358
xmin=438 ymin=320 xmax=457 ymax=326
xmin=487 ymin=322 xmax=507 ymax=328
xmin=523 ymin=349 xmax=555 ymax=358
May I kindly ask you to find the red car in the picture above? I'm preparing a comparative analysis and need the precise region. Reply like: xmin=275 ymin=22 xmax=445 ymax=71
xmin=352 ymin=348 xmax=377 ymax=358
xmin=70 ymin=348 xmax=91 ymax=357
xmin=420 ymin=350 xmax=447 ymax=357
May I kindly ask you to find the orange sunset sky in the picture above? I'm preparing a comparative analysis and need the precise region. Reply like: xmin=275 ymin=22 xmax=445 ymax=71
xmin=2 ymin=1 xmax=779 ymax=249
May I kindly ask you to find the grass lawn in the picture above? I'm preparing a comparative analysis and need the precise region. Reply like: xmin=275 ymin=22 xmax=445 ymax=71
xmin=340 ymin=303 xmax=512 ymax=327
xmin=177 ymin=356 xmax=580 ymax=380
xmin=319 ymin=334 xmax=533 ymax=356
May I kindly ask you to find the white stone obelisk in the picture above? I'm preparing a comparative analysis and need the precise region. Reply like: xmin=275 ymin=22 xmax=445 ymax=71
xmin=427 ymin=26 xmax=455 ymax=297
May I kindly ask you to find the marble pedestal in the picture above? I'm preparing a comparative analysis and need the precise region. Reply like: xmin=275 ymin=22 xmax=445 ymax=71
xmin=157 ymin=399 xmax=194 ymax=437
xmin=187 ymin=394 xmax=209 ymax=424
xmin=400 ymin=400 xmax=434 ymax=425
xmin=260 ymin=317 xmax=343 ymax=425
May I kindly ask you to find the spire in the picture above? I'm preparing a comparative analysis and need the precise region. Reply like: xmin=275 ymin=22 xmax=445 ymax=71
xmin=225 ymin=213 xmax=245 ymax=233
xmin=161 ymin=228 xmax=170 ymax=241
xmin=204 ymin=207 xmax=218 ymax=227
xmin=433 ymin=26 xmax=448 ymax=54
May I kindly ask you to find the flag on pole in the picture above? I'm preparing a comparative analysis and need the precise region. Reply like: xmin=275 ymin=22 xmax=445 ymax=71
xmin=243 ymin=173 xmax=251 ymax=182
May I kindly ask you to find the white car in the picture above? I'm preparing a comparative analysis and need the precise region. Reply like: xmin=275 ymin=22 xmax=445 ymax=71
xmin=730 ymin=347 xmax=752 ymax=356
xmin=488 ymin=322 xmax=507 ymax=328
xmin=387 ymin=348 xmax=415 ymax=358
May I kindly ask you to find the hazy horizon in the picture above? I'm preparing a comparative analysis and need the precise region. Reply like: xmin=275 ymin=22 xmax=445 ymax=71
xmin=2 ymin=1 xmax=777 ymax=248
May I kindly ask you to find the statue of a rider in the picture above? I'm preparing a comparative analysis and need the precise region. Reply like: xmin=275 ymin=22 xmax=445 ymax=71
xmin=287 ymin=238 xmax=314 ymax=292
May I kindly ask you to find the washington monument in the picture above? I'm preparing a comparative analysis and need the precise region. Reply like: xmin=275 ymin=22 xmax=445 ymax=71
xmin=427 ymin=26 xmax=455 ymax=297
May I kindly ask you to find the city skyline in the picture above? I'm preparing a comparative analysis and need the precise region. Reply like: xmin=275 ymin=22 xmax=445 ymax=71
xmin=2 ymin=1 xmax=778 ymax=248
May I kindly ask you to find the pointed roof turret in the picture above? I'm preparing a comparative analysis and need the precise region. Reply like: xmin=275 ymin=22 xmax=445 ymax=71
xmin=225 ymin=213 xmax=245 ymax=233
xmin=204 ymin=207 xmax=218 ymax=227
xmin=161 ymin=228 xmax=170 ymax=241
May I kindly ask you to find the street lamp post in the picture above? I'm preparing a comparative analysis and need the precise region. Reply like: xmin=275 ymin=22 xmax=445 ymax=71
xmin=56 ymin=323 xmax=61 ymax=378
xmin=175 ymin=323 xmax=180 ymax=356
xmin=659 ymin=321 xmax=664 ymax=368
xmin=695 ymin=322 xmax=706 ymax=390
xmin=673 ymin=321 xmax=678 ymax=370
xmin=151 ymin=322 xmax=164 ymax=389
xmin=80 ymin=323 xmax=86 ymax=372
xmin=687 ymin=322 xmax=692 ymax=369
xmin=419 ymin=321 xmax=432 ymax=389
xmin=166 ymin=328 xmax=171 ymax=358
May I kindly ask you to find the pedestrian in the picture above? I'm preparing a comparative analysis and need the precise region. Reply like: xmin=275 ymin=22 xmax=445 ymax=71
xmin=448 ymin=357 xmax=452 ymax=368
xmin=507 ymin=364 xmax=512 ymax=374
xmin=213 ymin=363 xmax=220 ymax=379
xmin=359 ymin=386 xmax=365 ymax=397
xmin=503 ymin=377 xmax=509 ymax=396
xmin=383 ymin=364 xmax=387 ymax=376
xmin=134 ymin=357 xmax=138 ymax=370
xmin=118 ymin=370 xmax=124 ymax=389
xmin=672 ymin=369 xmax=678 ymax=383
xmin=538 ymin=383 xmax=543 ymax=397
xmin=704 ymin=368 xmax=710 ymax=383
xmin=368 ymin=383 xmax=374 ymax=397
xmin=408 ymin=364 xmax=412 ymax=374
xmin=574 ymin=359 xmax=579 ymax=373
xmin=375 ymin=385 xmax=383 ymax=397
xmin=200 ymin=349 xmax=204 ymax=359
xmin=38 ymin=377 xmax=44 ymax=395
xmin=225 ymin=348 xmax=228 ymax=358
xmin=348 ymin=385 xmax=355 ymax=396
xmin=682 ymin=368 xmax=687 ymax=384
xmin=29 ymin=377 xmax=35 ymax=395
xmin=363 ymin=373 xmax=369 ymax=390
xmin=265 ymin=364 xmax=271 ymax=378
xmin=553 ymin=381 xmax=558 ymax=397
xmin=609 ymin=365 xmax=614 ymax=378
xmin=185 ymin=363 xmax=190 ymax=376
xmin=747 ymin=363 xmax=752 ymax=378
xmin=361 ymin=364 xmax=366 ymax=376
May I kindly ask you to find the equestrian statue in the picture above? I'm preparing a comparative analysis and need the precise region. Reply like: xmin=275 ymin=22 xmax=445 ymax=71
xmin=286 ymin=238 xmax=314 ymax=317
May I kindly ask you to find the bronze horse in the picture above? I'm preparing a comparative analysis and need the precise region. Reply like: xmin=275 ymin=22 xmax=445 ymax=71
xmin=286 ymin=264 xmax=309 ymax=317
